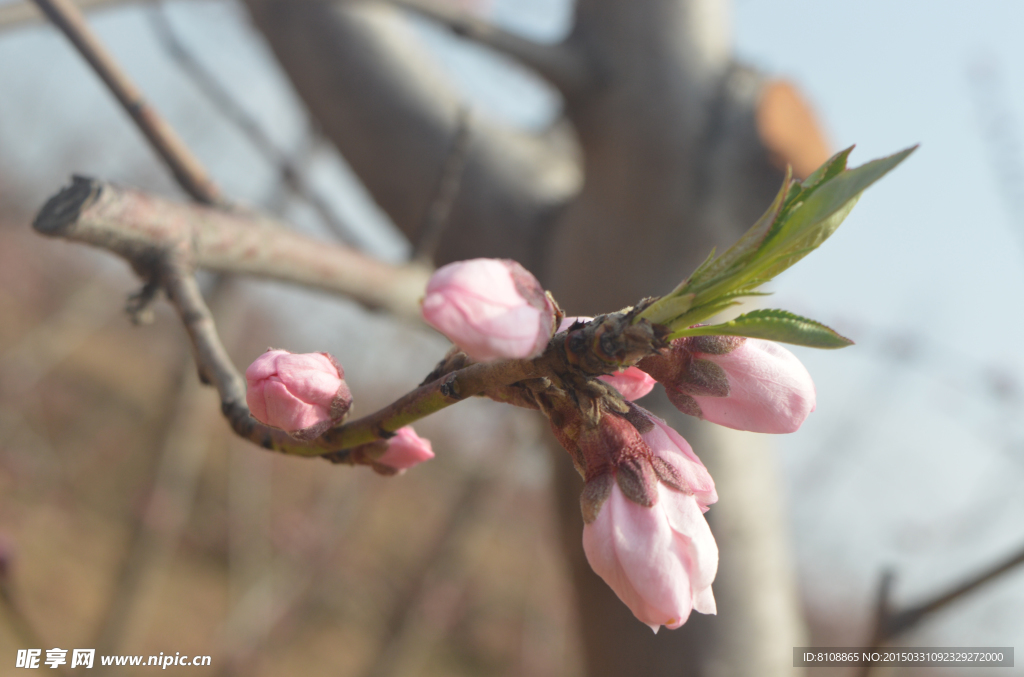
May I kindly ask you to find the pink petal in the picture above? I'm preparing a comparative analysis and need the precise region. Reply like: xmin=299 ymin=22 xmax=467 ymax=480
xmin=376 ymin=427 xmax=435 ymax=471
xmin=694 ymin=339 xmax=816 ymax=433
xmin=585 ymin=485 xmax=696 ymax=630
xmin=422 ymin=259 xmax=555 ymax=361
xmin=660 ymin=487 xmax=718 ymax=590
xmin=599 ymin=367 xmax=657 ymax=401
xmin=244 ymin=349 xmax=350 ymax=437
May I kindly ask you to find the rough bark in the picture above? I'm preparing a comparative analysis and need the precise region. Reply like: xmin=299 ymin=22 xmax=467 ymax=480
xmin=242 ymin=0 xmax=828 ymax=674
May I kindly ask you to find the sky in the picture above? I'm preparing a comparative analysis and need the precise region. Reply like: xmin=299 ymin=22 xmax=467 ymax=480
xmin=1 ymin=0 xmax=1023 ymax=661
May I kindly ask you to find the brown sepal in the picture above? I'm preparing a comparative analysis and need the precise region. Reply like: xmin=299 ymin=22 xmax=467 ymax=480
xmin=667 ymin=389 xmax=704 ymax=419
xmin=562 ymin=313 xmax=661 ymax=376
xmin=675 ymin=358 xmax=730 ymax=397
xmin=623 ymin=402 xmax=654 ymax=434
xmin=688 ymin=335 xmax=746 ymax=355
xmin=615 ymin=457 xmax=658 ymax=508
xmin=580 ymin=473 xmax=614 ymax=524
xmin=650 ymin=455 xmax=686 ymax=493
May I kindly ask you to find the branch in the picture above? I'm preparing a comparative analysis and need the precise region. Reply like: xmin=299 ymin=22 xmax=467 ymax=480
xmin=859 ymin=543 xmax=1024 ymax=677
xmin=242 ymin=0 xmax=581 ymax=270
xmin=31 ymin=0 xmax=223 ymax=205
xmin=34 ymin=174 xmax=662 ymax=463
xmin=386 ymin=0 xmax=594 ymax=98
xmin=0 ymin=0 xmax=155 ymax=31
xmin=33 ymin=177 xmax=430 ymax=317
xmin=146 ymin=4 xmax=362 ymax=244
xmin=412 ymin=106 xmax=472 ymax=263
xmin=33 ymin=176 xmax=620 ymax=463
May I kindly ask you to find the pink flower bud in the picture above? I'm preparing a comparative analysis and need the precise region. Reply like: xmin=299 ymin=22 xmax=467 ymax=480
xmin=375 ymin=426 xmax=435 ymax=471
xmin=245 ymin=349 xmax=352 ymax=440
xmin=640 ymin=336 xmax=816 ymax=434
xmin=558 ymin=316 xmax=656 ymax=401
xmin=634 ymin=406 xmax=717 ymax=511
xmin=422 ymin=258 xmax=556 ymax=361
xmin=572 ymin=409 xmax=718 ymax=631
xmin=582 ymin=475 xmax=718 ymax=633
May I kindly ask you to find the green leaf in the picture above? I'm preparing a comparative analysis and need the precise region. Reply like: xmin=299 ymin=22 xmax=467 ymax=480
xmin=668 ymin=309 xmax=854 ymax=349
xmin=798 ymin=146 xmax=853 ymax=194
xmin=679 ymin=247 xmax=718 ymax=291
xmin=638 ymin=292 xmax=695 ymax=326
xmin=685 ymin=166 xmax=793 ymax=288
xmin=636 ymin=146 xmax=915 ymax=349
xmin=767 ymin=146 xmax=915 ymax=254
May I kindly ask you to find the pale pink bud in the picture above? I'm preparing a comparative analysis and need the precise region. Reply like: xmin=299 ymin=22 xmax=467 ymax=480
xmin=574 ymin=409 xmax=718 ymax=631
xmin=582 ymin=480 xmax=718 ymax=632
xmin=422 ymin=258 xmax=556 ymax=361
xmin=375 ymin=426 xmax=435 ymax=471
xmin=634 ymin=406 xmax=717 ymax=511
xmin=640 ymin=337 xmax=816 ymax=434
xmin=245 ymin=349 xmax=352 ymax=440
xmin=558 ymin=316 xmax=656 ymax=401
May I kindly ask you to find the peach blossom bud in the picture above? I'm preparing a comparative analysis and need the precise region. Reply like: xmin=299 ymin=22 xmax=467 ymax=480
xmin=375 ymin=426 xmax=435 ymax=471
xmin=582 ymin=474 xmax=718 ymax=632
xmin=631 ymin=406 xmax=717 ymax=511
xmin=245 ymin=349 xmax=352 ymax=440
xmin=640 ymin=336 xmax=816 ymax=434
xmin=574 ymin=409 xmax=718 ymax=631
xmin=558 ymin=316 xmax=656 ymax=401
xmin=422 ymin=258 xmax=556 ymax=361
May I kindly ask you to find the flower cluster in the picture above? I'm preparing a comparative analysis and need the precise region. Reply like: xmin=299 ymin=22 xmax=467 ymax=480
xmin=418 ymin=258 xmax=817 ymax=631
xmin=238 ymin=145 xmax=910 ymax=634
xmin=243 ymin=258 xmax=819 ymax=632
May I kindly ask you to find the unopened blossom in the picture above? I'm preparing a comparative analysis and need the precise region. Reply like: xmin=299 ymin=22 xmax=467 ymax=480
xmin=422 ymin=258 xmax=556 ymax=361
xmin=640 ymin=336 xmax=815 ymax=434
xmin=635 ymin=407 xmax=717 ymax=511
xmin=572 ymin=411 xmax=718 ymax=631
xmin=245 ymin=349 xmax=352 ymax=440
xmin=375 ymin=426 xmax=435 ymax=471
xmin=559 ymin=316 xmax=656 ymax=401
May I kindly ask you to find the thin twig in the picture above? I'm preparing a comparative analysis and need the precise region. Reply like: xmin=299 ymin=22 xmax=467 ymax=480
xmin=146 ymin=4 xmax=362 ymax=244
xmin=33 ymin=177 xmax=660 ymax=460
xmin=386 ymin=0 xmax=593 ymax=97
xmin=859 ymin=543 xmax=1024 ymax=677
xmin=0 ymin=0 xmax=159 ymax=31
xmin=31 ymin=0 xmax=223 ymax=205
xmin=413 ymin=107 xmax=472 ymax=264
xmin=161 ymin=257 xmax=557 ymax=456
xmin=888 ymin=544 xmax=1024 ymax=636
